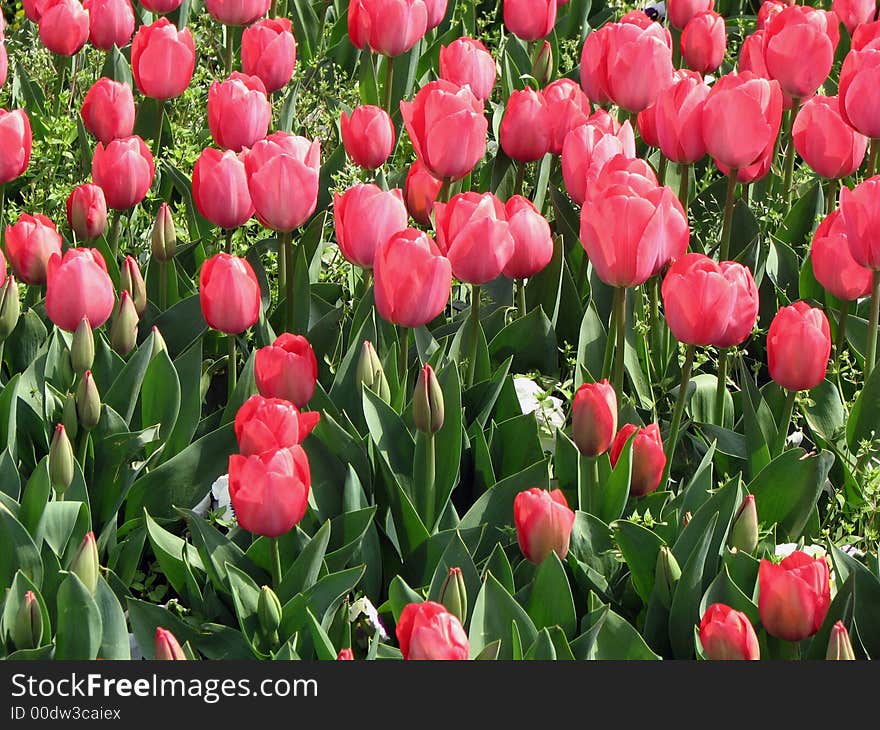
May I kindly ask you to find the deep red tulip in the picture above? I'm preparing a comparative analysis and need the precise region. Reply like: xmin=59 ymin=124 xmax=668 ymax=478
xmin=84 ymin=0 xmax=135 ymax=50
xmin=562 ymin=117 xmax=636 ymax=204
xmin=334 ymin=184 xmax=408 ymax=269
xmin=193 ymin=147 xmax=254 ymax=230
xmin=764 ymin=6 xmax=840 ymax=99
xmin=228 ymin=445 xmax=310 ymax=538
xmin=543 ymin=78 xmax=592 ymax=156
xmin=92 ymin=135 xmax=155 ymax=211
xmin=439 ymin=37 xmax=496 ymax=101
xmin=205 ymin=0 xmax=270 ymax=27
xmin=235 ymin=394 xmax=317 ymax=455
xmin=241 ymin=18 xmax=296 ymax=94
xmin=667 ymin=0 xmax=714 ymax=29
xmin=66 ymin=184 xmax=107 ymax=242
xmin=502 ymin=196 xmax=553 ymax=280
xmin=81 ymin=77 xmax=136 ymax=145
xmin=154 ymin=628 xmax=185 ymax=660
xmin=503 ymin=0 xmax=556 ymax=41
xmin=401 ymin=80 xmax=487 ymax=181
xmin=434 ymin=192 xmax=513 ymax=285
xmin=404 ymin=160 xmax=442 ymax=226
xmin=610 ymin=423 xmax=666 ymax=497
xmin=605 ymin=20 xmax=674 ymax=113
xmin=682 ymin=11 xmax=727 ymax=74
xmin=571 ymin=379 xmax=617 ymax=457
xmin=834 ymin=0 xmax=876 ymax=35
xmin=131 ymin=19 xmax=196 ymax=100
xmin=767 ymin=301 xmax=831 ymax=391
xmin=45 ymin=248 xmax=115 ymax=332
xmin=500 ymin=88 xmax=552 ymax=163
xmin=396 ymin=602 xmax=469 ymax=660
xmin=5 ymin=213 xmax=63 ymax=286
xmin=759 ymin=551 xmax=831 ymax=641
xmin=199 ymin=253 xmax=261 ymax=334
xmin=374 ymin=229 xmax=451 ymax=327
xmin=254 ymin=334 xmax=318 ymax=408
xmin=793 ymin=95 xmax=868 ymax=179
xmin=840 ymin=175 xmax=880 ymax=269
xmin=654 ymin=72 xmax=710 ymax=164
xmin=208 ymin=73 xmax=270 ymax=153
xmin=699 ymin=604 xmax=760 ymax=660
xmin=340 ymin=105 xmax=395 ymax=170
xmin=348 ymin=0 xmax=428 ymax=57
xmin=811 ymin=209 xmax=873 ymax=301
xmin=839 ymin=47 xmax=880 ymax=138
xmin=39 ymin=0 xmax=89 ymax=56
xmin=513 ymin=487 xmax=575 ymax=564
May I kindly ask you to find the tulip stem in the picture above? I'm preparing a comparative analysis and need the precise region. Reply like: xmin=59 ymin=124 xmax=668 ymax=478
xmin=783 ymin=99 xmax=800 ymax=210
xmin=772 ymin=389 xmax=797 ymax=458
xmin=467 ymin=285 xmax=481 ymax=388
xmin=834 ymin=300 xmax=850 ymax=371
xmin=398 ymin=325 xmax=410 ymax=395
xmin=718 ymin=171 xmax=737 ymax=261
xmin=108 ymin=211 xmax=122 ymax=261
xmin=612 ymin=287 xmax=627 ymax=401
xmin=224 ymin=228 xmax=233 ymax=255
xmin=227 ymin=334 xmax=238 ymax=401
xmin=416 ymin=431 xmax=436 ymax=529
xmin=662 ymin=344 xmax=696 ymax=488
xmin=269 ymin=0 xmax=277 ymax=18
xmin=868 ymin=138 xmax=880 ymax=178
xmin=867 ymin=270 xmax=880 ymax=381
xmin=657 ymin=155 xmax=669 ymax=186
xmin=714 ymin=347 xmax=729 ymax=427
xmin=514 ymin=161 xmax=526 ymax=197
xmin=383 ymin=55 xmax=395 ymax=117
xmin=678 ymin=164 xmax=690 ymax=208
xmin=517 ymin=278 xmax=527 ymax=319
xmin=77 ymin=431 xmax=89 ymax=472
xmin=578 ymin=453 xmax=600 ymax=515
xmin=269 ymin=537 xmax=282 ymax=587
xmin=825 ymin=178 xmax=839 ymax=214
xmin=438 ymin=177 xmax=453 ymax=205
xmin=225 ymin=25 xmax=235 ymax=75
xmin=281 ymin=231 xmax=295 ymax=333
xmin=154 ymin=101 xmax=165 ymax=159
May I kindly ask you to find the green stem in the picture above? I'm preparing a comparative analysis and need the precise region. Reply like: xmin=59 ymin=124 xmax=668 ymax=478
xmin=437 ymin=177 xmax=453 ymax=205
xmin=467 ymin=285 xmax=481 ymax=388
xmin=678 ymin=163 xmax=690 ymax=208
xmin=228 ymin=334 xmax=237 ymax=400
xmin=282 ymin=231 xmax=295 ymax=332
xmin=270 ymin=537 xmax=282 ymax=587
xmin=612 ymin=287 xmax=627 ymax=401
xmin=514 ymin=161 xmax=526 ymax=197
xmin=718 ymin=171 xmax=738 ymax=261
xmin=783 ymin=99 xmax=801 ymax=210
xmin=772 ymin=389 xmax=798 ymax=458
xmin=657 ymin=155 xmax=669 ymax=186
xmin=153 ymin=101 xmax=165 ymax=159
xmin=868 ymin=138 xmax=880 ymax=178
xmin=578 ymin=453 xmax=600 ymax=515
xmin=224 ymin=228 xmax=233 ymax=255
xmin=835 ymin=300 xmax=850 ymax=371
xmin=576 ymin=250 xmax=589 ymax=295
xmin=269 ymin=0 xmax=277 ymax=17
xmin=383 ymin=55 xmax=395 ymax=116
xmin=158 ymin=260 xmax=168 ymax=311
xmin=0 ymin=183 xmax=6 ymax=249
xmin=77 ymin=431 xmax=89 ymax=472
xmin=517 ymin=278 xmax=527 ymax=319
xmin=649 ymin=276 xmax=661 ymax=367
xmin=825 ymin=177 xmax=839 ymax=214
xmin=418 ymin=432 xmax=436 ymax=528
xmin=108 ymin=210 xmax=123 ymax=261
xmin=714 ymin=347 xmax=729 ymax=426
xmin=53 ymin=54 xmax=67 ymax=118
xmin=225 ymin=25 xmax=235 ymax=75
xmin=398 ymin=325 xmax=410 ymax=395
xmin=662 ymin=344 xmax=696 ymax=488
xmin=867 ymin=270 xmax=880 ymax=381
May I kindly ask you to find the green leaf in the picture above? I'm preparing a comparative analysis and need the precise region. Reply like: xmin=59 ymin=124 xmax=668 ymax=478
xmin=469 ymin=573 xmax=538 ymax=660
xmin=141 ymin=348 xmax=181 ymax=445
xmin=104 ymin=332 xmax=156 ymax=425
xmin=613 ymin=520 xmax=665 ymax=605
xmin=95 ymin=576 xmax=130 ymax=659
xmin=589 ymin=605 xmax=661 ymax=660
xmin=54 ymin=574 xmax=102 ymax=660
xmin=387 ymin=574 xmax=423 ymax=623
xmin=526 ymin=551 xmax=577 ymax=638
xmin=483 ymin=543 xmax=515 ymax=595
xmin=19 ymin=457 xmax=51 ymax=537
xmin=144 ymin=509 xmax=204 ymax=601
xmin=227 ymin=563 xmax=263 ymax=654
xmin=431 ymin=364 xmax=463 ymax=531
xmin=847 ymin=362 xmax=880 ymax=453
xmin=183 ymin=510 xmax=267 ymax=592
xmin=699 ymin=566 xmax=760 ymax=627
xmin=362 ymin=386 xmax=415 ymax=486
xmin=524 ymin=628 xmax=558 ymax=659
xmin=488 ymin=306 xmax=558 ymax=375
xmin=600 ymin=436 xmax=634 ymax=524
xmin=278 ymin=520 xmax=331 ymax=602
xmin=426 ymin=531 xmax=480 ymax=624
xmin=802 ymin=379 xmax=846 ymax=444
xmin=1 ymin=571 xmax=50 ymax=648
xmin=0 ymin=503 xmax=43 ymax=589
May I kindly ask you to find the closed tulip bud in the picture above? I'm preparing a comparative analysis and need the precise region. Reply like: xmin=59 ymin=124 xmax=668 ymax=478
xmin=131 ymin=19 xmax=196 ymax=101
xmin=793 ymin=96 xmax=868 ymax=180
xmin=120 ymin=256 xmax=147 ymax=316
xmin=254 ymin=334 xmax=319 ymax=408
xmin=571 ymin=379 xmax=618 ymax=457
xmin=208 ymin=73 xmax=271 ymax=153
xmin=84 ymin=0 xmax=135 ymax=51
xmin=356 ymin=340 xmax=391 ymax=403
xmin=504 ymin=0 xmax=556 ymax=41
xmin=62 ymin=394 xmax=79 ymax=441
xmin=69 ymin=531 xmax=99 ymax=594
xmin=767 ymin=301 xmax=831 ymax=392
xmin=348 ymin=0 xmax=428 ymax=57
xmin=76 ymin=371 xmax=101 ymax=432
xmin=336 ymin=648 xmax=355 ymax=660
xmin=0 ymin=109 xmax=32 ymax=185
xmin=681 ymin=11 xmax=727 ymax=74
xmin=610 ymin=424 xmax=667 ymax=498
xmin=728 ymin=495 xmax=759 ymax=554
xmin=151 ymin=203 xmax=177 ymax=262
xmin=667 ymin=0 xmax=714 ymax=29
xmin=532 ymin=41 xmax=553 ymax=87
xmin=5 ymin=213 xmax=63 ymax=286
xmin=154 ymin=627 xmax=186 ymax=660
xmin=110 ymin=291 xmax=139 ymax=356
xmin=826 ymin=621 xmax=856 ymax=660
xmin=810 ymin=210 xmax=873 ymax=302
xmin=92 ymin=135 xmax=155 ymax=211
xmin=543 ymin=78 xmax=592 ymax=156
xmin=205 ymin=0 xmax=270 ymax=27
xmin=334 ymin=184 xmax=408 ymax=269
xmin=514 ymin=487 xmax=576 ymax=564
xmin=340 ymin=106 xmax=396 ymax=171
xmin=199 ymin=253 xmax=261 ymax=335
xmin=71 ymin=317 xmax=95 ymax=375
xmin=759 ymin=551 xmax=831 ymax=641
xmin=413 ymin=364 xmax=444 ymax=434
xmin=654 ymin=546 xmax=681 ymax=609
xmin=242 ymin=18 xmax=297 ymax=94
xmin=66 ymin=184 xmax=108 ymax=242
xmin=439 ymin=37 xmax=496 ymax=102
xmin=49 ymin=424 xmax=75 ymax=494
xmin=840 ymin=176 xmax=880 ymax=270
xmin=438 ymin=567 xmax=467 ymax=624
xmin=12 ymin=591 xmax=43 ymax=651
xmin=699 ymin=603 xmax=761 ymax=660
xmin=764 ymin=6 xmax=839 ymax=99
xmin=39 ymin=0 xmax=89 ymax=56
xmin=0 ymin=275 xmax=20 ymax=341
xmin=500 ymin=89 xmax=553 ymax=163
xmin=150 ymin=327 xmax=168 ymax=358
xmin=46 ymin=249 xmax=116 ymax=333
xmin=257 ymin=585 xmax=282 ymax=641
xmin=396 ymin=601 xmax=470 ymax=660
xmin=404 ymin=160 xmax=442 ymax=226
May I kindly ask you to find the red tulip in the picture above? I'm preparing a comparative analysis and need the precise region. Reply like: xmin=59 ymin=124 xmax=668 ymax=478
xmin=374 ymin=228 xmax=452 ymax=327
xmin=715 ymin=261 xmax=760 ymax=347
xmin=241 ymin=18 xmax=297 ymax=94
xmin=736 ymin=30 xmax=794 ymax=112
xmin=396 ymin=602 xmax=469 ymax=660
xmin=244 ymin=132 xmax=320 ymax=232
xmin=199 ymin=253 xmax=261 ymax=334
xmin=793 ymin=95 xmax=868 ymax=179
xmin=5 ymin=213 xmax=63 ymax=286
xmin=852 ymin=19 xmax=880 ymax=49
xmin=131 ymin=19 xmax=196 ymax=100
xmin=562 ymin=116 xmax=636 ymax=205
xmin=834 ymin=0 xmax=876 ymax=35
xmin=424 ymin=0 xmax=447 ymax=29
xmin=502 ymin=196 xmax=553 ymax=280
xmin=336 ymin=648 xmax=355 ymax=660
xmin=23 ymin=0 xmax=53 ymax=21
xmin=699 ymin=604 xmax=760 ymax=660
xmin=45 ymin=248 xmax=115 ymax=332
xmin=513 ymin=487 xmax=575 ymax=564
xmin=681 ymin=11 xmax=726 ymax=74
xmin=254 ymin=333 xmax=318 ymax=408
xmin=401 ymin=80 xmax=487 ymax=181
xmin=571 ymin=379 xmax=618 ymax=457
xmin=811 ymin=209 xmax=873 ymax=301
xmin=228 ymin=445 xmax=310 ymax=537
xmin=638 ymin=103 xmax=660 ymax=149
xmin=154 ymin=627 xmax=186 ymax=660
xmin=588 ymin=154 xmax=659 ymax=200
xmin=348 ymin=0 xmax=428 ymax=57
xmin=340 ymin=105 xmax=395 ymax=170
xmin=543 ymin=78 xmax=592 ymax=156
xmin=764 ymin=6 xmax=840 ymax=99
xmin=139 ymin=0 xmax=183 ymax=12
xmin=235 ymin=394 xmax=317 ymax=456
xmin=0 ymin=109 xmax=31 ymax=185
xmin=758 ymin=551 xmax=831 ymax=641
xmin=334 ymin=184 xmax=408 ymax=269
xmin=500 ymin=88 xmax=552 ymax=163
xmin=702 ymin=72 xmax=783 ymax=170
xmin=838 ymin=47 xmax=880 ymax=138
xmin=91 ymin=135 xmax=155 ymax=211
xmin=667 ymin=0 xmax=714 ymax=29
xmin=84 ymin=0 xmax=135 ymax=50
xmin=192 ymin=147 xmax=254 ymax=230
xmin=605 ymin=20 xmax=674 ymax=113
xmin=66 ymin=184 xmax=108 ymax=242
xmin=434 ymin=192 xmax=513 ymax=285
xmin=757 ymin=0 xmax=787 ymax=30
xmin=714 ymin=138 xmax=776 ymax=184
xmin=610 ymin=423 xmax=666 ymax=497
xmin=580 ymin=25 xmax=613 ymax=107
xmin=39 ymin=0 xmax=89 ymax=56
xmin=840 ymin=175 xmax=880 ymax=269
xmin=503 ymin=0 xmax=556 ymax=41
xmin=439 ymin=37 xmax=496 ymax=102
xmin=205 ymin=0 xmax=270 ymax=27
xmin=207 ymin=73 xmax=270 ymax=153
xmin=404 ymin=160 xmax=442 ymax=226
xmin=81 ymin=77 xmax=136 ymax=145
xmin=654 ymin=72 xmax=710 ymax=164
xmin=767 ymin=301 xmax=831 ymax=391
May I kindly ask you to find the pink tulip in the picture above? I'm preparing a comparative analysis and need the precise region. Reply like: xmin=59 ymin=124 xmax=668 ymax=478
xmin=0 ymin=109 xmax=32 ymax=184
xmin=334 ymin=184 xmax=408 ymax=269
xmin=45 ymin=249 xmax=116 ymax=332
xmin=580 ymin=25 xmax=613 ymax=106
xmin=66 ymin=184 xmax=108 ymax=243
xmin=340 ymin=105 xmax=395 ymax=170
xmin=605 ymin=20 xmax=674 ymax=113
xmin=439 ymin=37 xmax=496 ymax=101
xmin=793 ymin=95 xmax=868 ymax=179
xmin=500 ymin=89 xmax=552 ymax=163
xmin=838 ymin=47 xmax=880 ymax=138
xmin=81 ymin=78 xmax=135 ymax=145
xmin=610 ymin=423 xmax=667 ymax=497
xmin=811 ymin=209 xmax=873 ymax=301
xmin=192 ymin=147 xmax=254 ymax=230
xmin=767 ymin=301 xmax=831 ymax=391
xmin=655 ymin=71 xmax=710 ymax=164
xmin=562 ymin=116 xmax=636 ymax=205
xmin=502 ymin=196 xmax=553 ymax=280
xmin=503 ymin=0 xmax=556 ymax=41
xmin=208 ymin=73 xmax=271 ymax=152
xmin=139 ymin=0 xmax=183 ymax=11
xmin=38 ymin=0 xmax=89 ymax=56
xmin=404 ymin=160 xmax=442 ymax=226
xmin=254 ymin=334 xmax=318 ymax=408
xmin=5 ymin=213 xmax=63 ymax=286
xmin=514 ymin=488 xmax=575 ymax=563
xmin=131 ymin=19 xmax=196 ymax=101
xmin=396 ymin=602 xmax=469 ymax=660
xmin=91 ymin=135 xmax=155 ymax=211
xmin=205 ymin=0 xmax=270 ymax=27
xmin=667 ymin=0 xmax=714 ymax=29
xmin=681 ymin=11 xmax=727 ymax=74
xmin=543 ymin=78 xmax=592 ymax=156
xmin=571 ymin=379 xmax=618 ymax=457
xmin=348 ymin=0 xmax=428 ymax=57
xmin=833 ymin=0 xmax=876 ymax=36
xmin=84 ymin=0 xmax=135 ymax=50
xmin=241 ymin=18 xmax=297 ymax=94
xmin=199 ymin=253 xmax=261 ymax=334
xmin=840 ymin=175 xmax=880 ymax=269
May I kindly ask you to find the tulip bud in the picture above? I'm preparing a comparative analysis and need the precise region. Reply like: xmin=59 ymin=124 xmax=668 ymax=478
xmin=110 ymin=291 xmax=139 ymax=356
xmin=654 ymin=546 xmax=681 ymax=609
xmin=49 ymin=424 xmax=75 ymax=494
xmin=337 ymin=648 xmax=354 ymax=660
xmin=155 ymin=627 xmax=186 ymax=660
xmin=69 ymin=531 xmax=99 ymax=594
xmin=413 ymin=364 xmax=444 ymax=434
xmin=0 ymin=275 xmax=19 ymax=341
xmin=70 ymin=316 xmax=95 ymax=375
xmin=12 ymin=591 xmax=43 ymax=651
xmin=356 ymin=340 xmax=391 ymax=404
xmin=257 ymin=585 xmax=282 ymax=644
xmin=532 ymin=41 xmax=553 ymax=87
xmin=438 ymin=567 xmax=467 ymax=625
xmin=151 ymin=203 xmax=177 ymax=262
xmin=826 ymin=621 xmax=856 ymax=660
xmin=120 ymin=255 xmax=147 ymax=316
xmin=76 ymin=370 xmax=101 ymax=431
xmin=62 ymin=394 xmax=79 ymax=441
xmin=728 ymin=495 xmax=759 ymax=554
xmin=150 ymin=326 xmax=167 ymax=359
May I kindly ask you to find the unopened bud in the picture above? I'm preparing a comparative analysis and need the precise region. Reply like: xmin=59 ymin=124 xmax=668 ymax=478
xmin=532 ymin=41 xmax=553 ymax=87
xmin=337 ymin=648 xmax=354 ymax=660
xmin=155 ymin=627 xmax=186 ymax=660
xmin=69 ymin=531 xmax=99 ymax=594
xmin=49 ymin=424 xmax=75 ymax=494
xmin=12 ymin=591 xmax=43 ymax=651
xmin=110 ymin=291 xmax=139 ymax=356
xmin=413 ymin=363 xmax=444 ymax=434
xmin=120 ymin=255 xmax=147 ymax=316
xmin=0 ymin=275 xmax=20 ymax=340
xmin=826 ymin=621 xmax=856 ymax=660
xmin=70 ymin=316 xmax=94 ymax=375
xmin=151 ymin=203 xmax=177 ymax=262
xmin=356 ymin=340 xmax=391 ymax=403
xmin=439 ymin=566 xmax=467 ymax=624
xmin=150 ymin=327 xmax=167 ymax=358
xmin=654 ymin=546 xmax=681 ymax=609
xmin=76 ymin=370 xmax=101 ymax=431
xmin=728 ymin=495 xmax=759 ymax=554
xmin=257 ymin=585 xmax=283 ymax=641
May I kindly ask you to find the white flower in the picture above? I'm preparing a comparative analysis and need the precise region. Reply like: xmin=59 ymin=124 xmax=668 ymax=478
xmin=192 ymin=474 xmax=236 ymax=523
xmin=514 ymin=377 xmax=566 ymax=435
xmin=349 ymin=596 xmax=388 ymax=640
